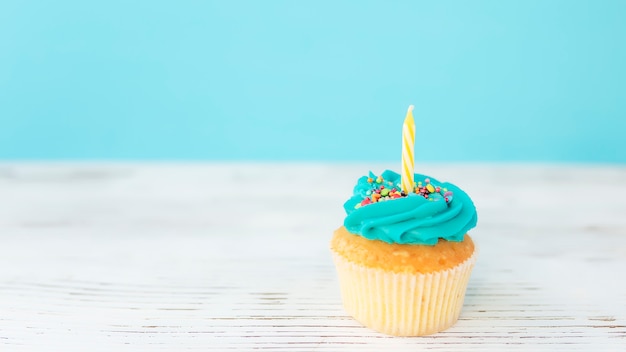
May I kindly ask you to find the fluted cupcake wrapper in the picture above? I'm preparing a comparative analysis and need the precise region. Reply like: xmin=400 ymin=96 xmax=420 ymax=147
xmin=331 ymin=250 xmax=477 ymax=336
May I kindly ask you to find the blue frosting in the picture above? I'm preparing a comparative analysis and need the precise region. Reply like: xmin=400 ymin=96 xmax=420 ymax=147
xmin=343 ymin=170 xmax=477 ymax=245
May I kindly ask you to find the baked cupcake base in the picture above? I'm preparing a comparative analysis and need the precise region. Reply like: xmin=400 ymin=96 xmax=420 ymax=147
xmin=331 ymin=227 xmax=477 ymax=336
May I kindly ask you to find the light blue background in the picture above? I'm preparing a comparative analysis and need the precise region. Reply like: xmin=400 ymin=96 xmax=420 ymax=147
xmin=1 ymin=0 xmax=625 ymax=162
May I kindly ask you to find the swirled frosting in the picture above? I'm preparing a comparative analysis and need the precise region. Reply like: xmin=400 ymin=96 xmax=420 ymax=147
xmin=343 ymin=170 xmax=477 ymax=245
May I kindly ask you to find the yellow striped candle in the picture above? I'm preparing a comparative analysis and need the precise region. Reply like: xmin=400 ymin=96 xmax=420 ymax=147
xmin=401 ymin=105 xmax=415 ymax=194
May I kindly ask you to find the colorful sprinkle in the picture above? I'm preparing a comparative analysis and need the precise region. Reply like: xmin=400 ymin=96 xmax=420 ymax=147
xmin=356 ymin=173 xmax=455 ymax=208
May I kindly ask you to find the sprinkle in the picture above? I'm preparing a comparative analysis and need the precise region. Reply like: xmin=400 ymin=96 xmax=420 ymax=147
xmin=356 ymin=173 xmax=453 ymax=205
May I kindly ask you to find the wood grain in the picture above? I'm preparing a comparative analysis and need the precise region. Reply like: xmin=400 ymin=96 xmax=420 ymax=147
xmin=0 ymin=163 xmax=625 ymax=351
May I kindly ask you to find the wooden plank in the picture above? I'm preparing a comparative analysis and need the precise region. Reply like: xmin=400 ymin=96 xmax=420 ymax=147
xmin=0 ymin=163 xmax=625 ymax=351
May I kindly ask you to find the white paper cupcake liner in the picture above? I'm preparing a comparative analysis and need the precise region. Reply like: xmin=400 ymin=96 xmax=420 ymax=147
xmin=332 ymin=249 xmax=477 ymax=336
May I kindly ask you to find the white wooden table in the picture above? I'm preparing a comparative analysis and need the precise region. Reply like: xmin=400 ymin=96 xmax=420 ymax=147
xmin=1 ymin=163 xmax=625 ymax=351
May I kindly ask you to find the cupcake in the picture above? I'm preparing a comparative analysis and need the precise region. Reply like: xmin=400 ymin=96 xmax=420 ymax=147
xmin=330 ymin=107 xmax=478 ymax=337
